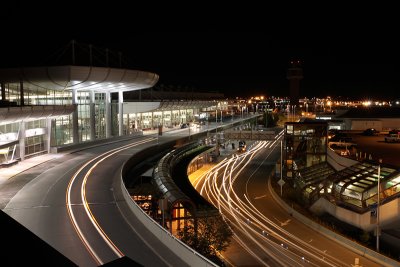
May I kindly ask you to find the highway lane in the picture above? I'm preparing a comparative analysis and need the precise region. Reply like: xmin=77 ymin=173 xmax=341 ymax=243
xmin=194 ymin=139 xmax=329 ymax=266
xmin=193 ymin=134 xmax=382 ymax=267
xmin=4 ymin=136 xmax=189 ymax=266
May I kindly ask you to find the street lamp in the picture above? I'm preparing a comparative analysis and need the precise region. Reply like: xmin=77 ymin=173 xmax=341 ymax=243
xmin=215 ymin=108 xmax=218 ymax=134
xmin=376 ymin=158 xmax=382 ymax=252
xmin=280 ymin=139 xmax=284 ymax=196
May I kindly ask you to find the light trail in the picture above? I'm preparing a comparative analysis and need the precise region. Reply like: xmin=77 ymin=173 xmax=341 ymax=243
xmin=193 ymin=135 xmax=349 ymax=266
xmin=66 ymin=138 xmax=155 ymax=265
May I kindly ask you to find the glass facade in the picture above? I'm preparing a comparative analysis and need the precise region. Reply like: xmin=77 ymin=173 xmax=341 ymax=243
xmin=0 ymin=81 xmax=113 ymax=164
xmin=284 ymin=121 xmax=328 ymax=178
xmin=51 ymin=115 xmax=73 ymax=146
xmin=330 ymin=162 xmax=400 ymax=209
xmin=1 ymin=79 xmax=214 ymax=166
xmin=123 ymin=109 xmax=196 ymax=132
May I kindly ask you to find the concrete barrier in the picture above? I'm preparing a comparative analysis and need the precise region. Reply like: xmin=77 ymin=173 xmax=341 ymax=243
xmin=118 ymin=144 xmax=218 ymax=267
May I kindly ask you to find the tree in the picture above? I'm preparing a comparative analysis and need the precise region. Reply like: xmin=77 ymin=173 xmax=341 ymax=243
xmin=177 ymin=215 xmax=232 ymax=263
xmin=263 ymin=111 xmax=279 ymax=127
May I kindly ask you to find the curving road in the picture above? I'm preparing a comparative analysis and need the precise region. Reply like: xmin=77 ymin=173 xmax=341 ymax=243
xmin=192 ymin=132 xmax=382 ymax=267
xmin=4 ymin=136 xmax=189 ymax=266
xmin=2 ymin=120 xmax=388 ymax=267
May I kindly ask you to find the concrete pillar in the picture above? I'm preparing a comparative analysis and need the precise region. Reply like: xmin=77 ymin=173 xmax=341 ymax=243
xmin=127 ymin=113 xmax=130 ymax=134
xmin=46 ymin=118 xmax=52 ymax=153
xmin=19 ymin=121 xmax=25 ymax=160
xmin=118 ymin=90 xmax=124 ymax=136
xmin=89 ymin=90 xmax=96 ymax=140
xmin=72 ymin=89 xmax=79 ymax=144
xmin=151 ymin=112 xmax=154 ymax=129
xmin=19 ymin=80 xmax=24 ymax=106
xmin=1 ymin=83 xmax=5 ymax=101
xmin=105 ymin=91 xmax=111 ymax=138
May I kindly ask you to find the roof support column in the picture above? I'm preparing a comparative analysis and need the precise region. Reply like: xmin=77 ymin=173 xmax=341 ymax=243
xmin=89 ymin=90 xmax=96 ymax=140
xmin=46 ymin=118 xmax=52 ymax=153
xmin=72 ymin=89 xmax=79 ymax=144
xmin=19 ymin=121 xmax=25 ymax=161
xmin=105 ymin=91 xmax=112 ymax=138
xmin=1 ymin=83 xmax=5 ymax=101
xmin=19 ymin=80 xmax=24 ymax=106
xmin=118 ymin=90 xmax=124 ymax=136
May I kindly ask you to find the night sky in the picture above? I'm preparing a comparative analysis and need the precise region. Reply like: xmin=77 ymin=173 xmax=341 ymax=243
xmin=1 ymin=6 xmax=399 ymax=100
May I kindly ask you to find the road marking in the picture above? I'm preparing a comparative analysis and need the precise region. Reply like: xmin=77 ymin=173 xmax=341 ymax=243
xmin=66 ymin=137 xmax=155 ymax=265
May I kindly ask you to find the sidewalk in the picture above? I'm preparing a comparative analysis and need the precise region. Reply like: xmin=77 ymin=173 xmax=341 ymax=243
xmin=0 ymin=153 xmax=65 ymax=186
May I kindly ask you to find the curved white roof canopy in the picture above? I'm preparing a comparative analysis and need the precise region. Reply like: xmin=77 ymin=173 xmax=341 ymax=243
xmin=0 ymin=66 xmax=159 ymax=92
xmin=0 ymin=105 xmax=76 ymax=125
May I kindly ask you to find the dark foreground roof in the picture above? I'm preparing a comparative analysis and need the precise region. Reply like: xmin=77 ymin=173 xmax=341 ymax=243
xmin=0 ymin=210 xmax=76 ymax=266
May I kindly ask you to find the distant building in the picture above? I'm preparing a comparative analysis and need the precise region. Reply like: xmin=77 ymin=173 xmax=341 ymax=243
xmin=335 ymin=107 xmax=400 ymax=131
xmin=287 ymin=60 xmax=303 ymax=107
xmin=283 ymin=120 xmax=328 ymax=178
xmin=282 ymin=120 xmax=400 ymax=233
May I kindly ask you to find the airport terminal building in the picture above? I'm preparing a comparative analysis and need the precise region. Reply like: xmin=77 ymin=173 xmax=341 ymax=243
xmin=0 ymin=66 xmax=224 ymax=166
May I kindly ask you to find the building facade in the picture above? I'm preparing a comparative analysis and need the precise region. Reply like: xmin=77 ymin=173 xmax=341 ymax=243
xmin=0 ymin=66 xmax=230 ymax=167
xmin=0 ymin=66 xmax=159 ymax=165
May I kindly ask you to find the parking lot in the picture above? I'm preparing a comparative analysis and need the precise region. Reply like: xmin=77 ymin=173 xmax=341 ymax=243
xmin=334 ymin=132 xmax=400 ymax=167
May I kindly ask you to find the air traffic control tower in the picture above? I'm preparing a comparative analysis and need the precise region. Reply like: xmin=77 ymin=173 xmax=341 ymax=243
xmin=287 ymin=60 xmax=303 ymax=107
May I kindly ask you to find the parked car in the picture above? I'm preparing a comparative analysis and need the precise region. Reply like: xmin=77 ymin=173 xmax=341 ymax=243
xmin=384 ymin=134 xmax=400 ymax=143
xmin=362 ymin=128 xmax=380 ymax=136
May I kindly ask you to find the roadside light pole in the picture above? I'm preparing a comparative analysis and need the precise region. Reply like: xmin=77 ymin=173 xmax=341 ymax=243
xmin=280 ymin=140 xmax=283 ymax=196
xmin=376 ymin=158 xmax=382 ymax=252
xmin=215 ymin=108 xmax=218 ymax=134
xmin=277 ymin=139 xmax=286 ymax=197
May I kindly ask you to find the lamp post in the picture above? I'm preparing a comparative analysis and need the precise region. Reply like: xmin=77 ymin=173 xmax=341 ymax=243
xmin=376 ymin=158 xmax=382 ymax=252
xmin=215 ymin=108 xmax=218 ymax=134
xmin=280 ymin=139 xmax=283 ymax=196
xmin=293 ymin=105 xmax=296 ymax=122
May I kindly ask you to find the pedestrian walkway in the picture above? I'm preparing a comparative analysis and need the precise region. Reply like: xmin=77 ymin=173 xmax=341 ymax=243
xmin=0 ymin=153 xmax=65 ymax=186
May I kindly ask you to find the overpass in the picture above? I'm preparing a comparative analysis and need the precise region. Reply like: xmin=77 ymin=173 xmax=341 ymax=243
xmin=223 ymin=129 xmax=277 ymax=141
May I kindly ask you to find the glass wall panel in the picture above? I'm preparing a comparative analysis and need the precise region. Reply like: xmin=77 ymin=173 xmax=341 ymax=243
xmin=51 ymin=115 xmax=73 ymax=146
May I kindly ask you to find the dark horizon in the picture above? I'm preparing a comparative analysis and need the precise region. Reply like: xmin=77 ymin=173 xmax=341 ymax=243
xmin=0 ymin=32 xmax=398 ymax=100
